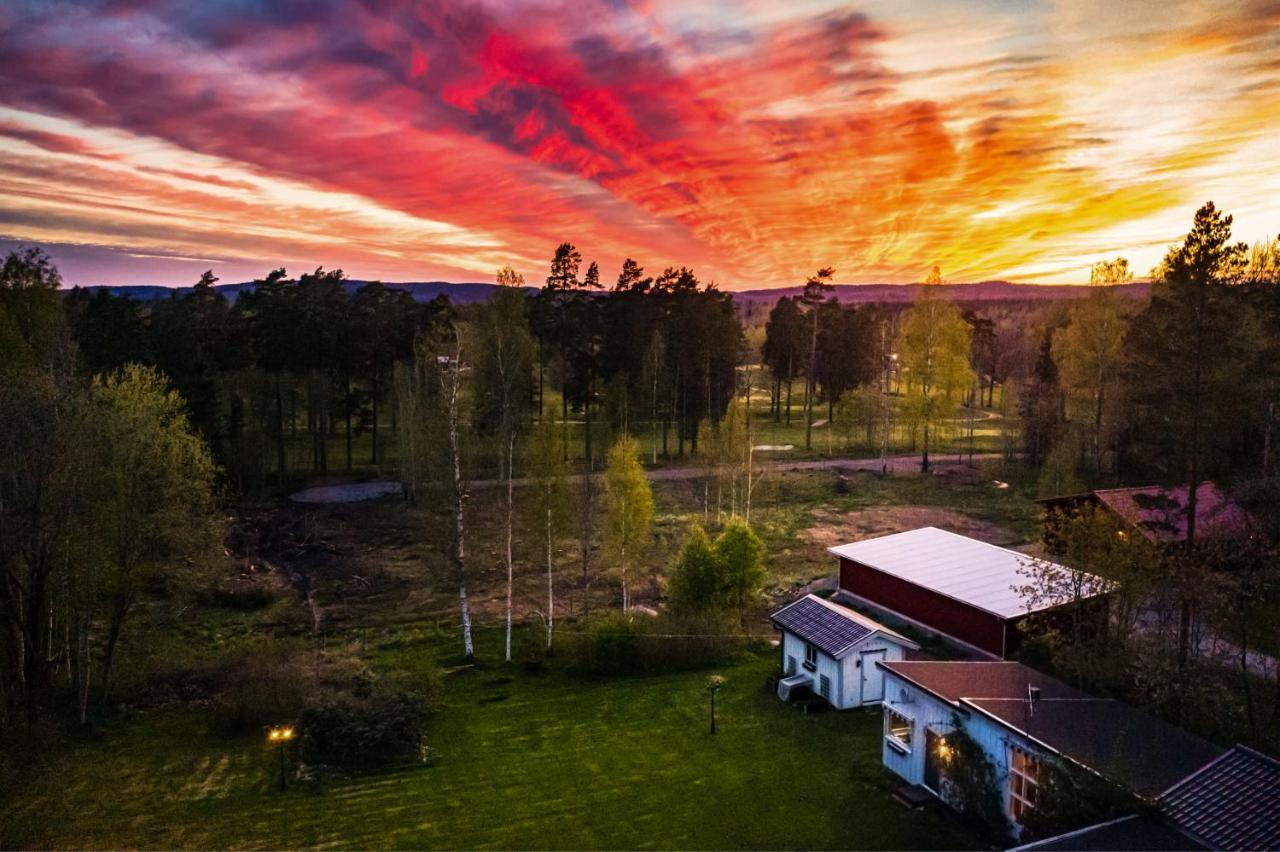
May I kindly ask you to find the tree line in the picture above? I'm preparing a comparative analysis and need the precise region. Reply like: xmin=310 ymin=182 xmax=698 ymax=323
xmin=759 ymin=203 xmax=1280 ymax=492
xmin=1 ymin=252 xmax=219 ymax=729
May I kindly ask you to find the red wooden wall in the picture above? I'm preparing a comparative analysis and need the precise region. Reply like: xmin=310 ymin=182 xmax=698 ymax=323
xmin=838 ymin=557 xmax=1011 ymax=657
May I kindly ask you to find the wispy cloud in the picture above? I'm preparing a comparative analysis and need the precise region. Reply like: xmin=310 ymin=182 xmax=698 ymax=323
xmin=0 ymin=0 xmax=1277 ymax=286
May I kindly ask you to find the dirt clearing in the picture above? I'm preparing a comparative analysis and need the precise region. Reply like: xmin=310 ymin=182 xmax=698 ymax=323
xmin=802 ymin=505 xmax=1021 ymax=550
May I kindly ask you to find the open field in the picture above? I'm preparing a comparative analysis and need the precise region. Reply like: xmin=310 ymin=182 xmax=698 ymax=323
xmin=1 ymin=466 xmax=1039 ymax=849
xmin=268 ymin=381 xmax=1010 ymax=487
xmin=0 ymin=631 xmax=982 ymax=850
xmin=222 ymin=464 xmax=1042 ymax=635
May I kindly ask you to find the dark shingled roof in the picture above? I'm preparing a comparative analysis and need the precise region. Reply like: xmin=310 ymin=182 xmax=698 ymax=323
xmin=770 ymin=595 xmax=880 ymax=657
xmin=966 ymin=698 xmax=1223 ymax=799
xmin=1159 ymin=745 xmax=1280 ymax=850
xmin=1015 ymin=813 xmax=1206 ymax=851
xmin=880 ymin=661 xmax=1224 ymax=800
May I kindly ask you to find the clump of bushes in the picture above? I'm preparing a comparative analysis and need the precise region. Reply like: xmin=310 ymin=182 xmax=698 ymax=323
xmin=298 ymin=690 xmax=427 ymax=771
xmin=564 ymin=610 xmax=745 ymax=675
xmin=666 ymin=518 xmax=765 ymax=621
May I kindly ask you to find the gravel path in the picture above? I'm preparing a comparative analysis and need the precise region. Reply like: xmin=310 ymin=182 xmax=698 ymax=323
xmin=289 ymin=452 xmax=999 ymax=503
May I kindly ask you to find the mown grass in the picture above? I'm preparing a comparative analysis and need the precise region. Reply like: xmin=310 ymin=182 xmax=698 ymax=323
xmin=1 ymin=629 xmax=981 ymax=850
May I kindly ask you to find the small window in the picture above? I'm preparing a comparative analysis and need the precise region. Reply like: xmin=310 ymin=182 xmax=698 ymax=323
xmin=787 ymin=655 xmax=797 ymax=675
xmin=804 ymin=644 xmax=818 ymax=671
xmin=819 ymin=674 xmax=831 ymax=700
xmin=1008 ymin=746 xmax=1042 ymax=822
xmin=884 ymin=707 xmax=913 ymax=752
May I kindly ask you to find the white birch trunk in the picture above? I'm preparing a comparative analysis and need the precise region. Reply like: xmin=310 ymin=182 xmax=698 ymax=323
xmin=504 ymin=430 xmax=514 ymax=663
xmin=444 ymin=343 xmax=474 ymax=660
xmin=546 ymin=493 xmax=554 ymax=650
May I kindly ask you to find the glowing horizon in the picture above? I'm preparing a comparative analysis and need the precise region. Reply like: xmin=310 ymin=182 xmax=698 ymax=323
xmin=1 ymin=0 xmax=1277 ymax=289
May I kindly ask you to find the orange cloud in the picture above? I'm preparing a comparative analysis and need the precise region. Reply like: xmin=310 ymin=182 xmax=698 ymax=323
xmin=0 ymin=0 xmax=1276 ymax=286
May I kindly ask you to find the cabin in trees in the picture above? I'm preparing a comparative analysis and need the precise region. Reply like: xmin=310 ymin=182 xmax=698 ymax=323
xmin=769 ymin=594 xmax=917 ymax=709
xmin=830 ymin=527 xmax=1104 ymax=659
xmin=1039 ymin=481 xmax=1255 ymax=549
xmin=877 ymin=661 xmax=1226 ymax=841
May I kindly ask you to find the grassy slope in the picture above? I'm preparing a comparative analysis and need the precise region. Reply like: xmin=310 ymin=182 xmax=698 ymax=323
xmin=2 ymin=631 xmax=980 ymax=850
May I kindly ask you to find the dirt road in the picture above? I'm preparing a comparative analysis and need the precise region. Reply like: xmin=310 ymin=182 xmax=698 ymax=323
xmin=291 ymin=452 xmax=1001 ymax=503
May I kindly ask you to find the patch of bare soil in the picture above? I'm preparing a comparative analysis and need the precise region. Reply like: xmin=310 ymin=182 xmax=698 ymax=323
xmin=230 ymin=491 xmax=627 ymax=634
xmin=803 ymin=505 xmax=1019 ymax=549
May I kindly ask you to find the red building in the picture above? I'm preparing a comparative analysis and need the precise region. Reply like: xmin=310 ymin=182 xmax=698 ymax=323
xmin=832 ymin=527 xmax=1104 ymax=658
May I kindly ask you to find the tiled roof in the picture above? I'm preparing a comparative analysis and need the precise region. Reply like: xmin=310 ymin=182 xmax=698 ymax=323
xmin=770 ymin=594 xmax=913 ymax=658
xmin=879 ymin=660 xmax=1085 ymax=703
xmin=1160 ymin=745 xmax=1280 ymax=850
xmin=829 ymin=527 xmax=1102 ymax=618
xmin=1091 ymin=482 xmax=1253 ymax=544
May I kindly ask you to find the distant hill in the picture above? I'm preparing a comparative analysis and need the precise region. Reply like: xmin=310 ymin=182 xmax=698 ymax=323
xmin=72 ymin=279 xmax=1148 ymax=305
xmin=72 ymin=280 xmax=506 ymax=304
xmin=733 ymin=280 xmax=1150 ymax=304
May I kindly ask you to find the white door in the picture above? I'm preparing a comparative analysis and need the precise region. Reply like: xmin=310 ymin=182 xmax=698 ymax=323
xmin=859 ymin=649 xmax=887 ymax=705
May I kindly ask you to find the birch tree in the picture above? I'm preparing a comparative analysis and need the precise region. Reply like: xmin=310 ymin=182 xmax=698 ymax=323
xmin=1052 ymin=259 xmax=1130 ymax=472
xmin=399 ymin=331 xmax=476 ymax=659
xmin=603 ymin=435 xmax=654 ymax=611
xmin=473 ymin=273 xmax=534 ymax=662
xmin=525 ymin=408 xmax=571 ymax=649
xmin=898 ymin=282 xmax=973 ymax=472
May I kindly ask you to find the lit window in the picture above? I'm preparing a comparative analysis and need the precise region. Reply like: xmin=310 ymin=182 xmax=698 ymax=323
xmin=884 ymin=708 xmax=913 ymax=752
xmin=1008 ymin=746 xmax=1042 ymax=822
xmin=804 ymin=644 xmax=818 ymax=671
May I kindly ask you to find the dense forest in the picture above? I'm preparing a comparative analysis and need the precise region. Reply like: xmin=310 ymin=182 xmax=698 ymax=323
xmin=3 ymin=201 xmax=1280 ymax=758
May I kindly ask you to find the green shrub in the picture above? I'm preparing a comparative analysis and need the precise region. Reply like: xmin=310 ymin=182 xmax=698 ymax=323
xmin=564 ymin=611 xmax=744 ymax=675
xmin=299 ymin=690 xmax=427 ymax=771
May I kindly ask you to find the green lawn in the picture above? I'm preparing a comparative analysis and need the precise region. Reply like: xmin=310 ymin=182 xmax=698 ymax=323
xmin=2 ymin=633 xmax=980 ymax=850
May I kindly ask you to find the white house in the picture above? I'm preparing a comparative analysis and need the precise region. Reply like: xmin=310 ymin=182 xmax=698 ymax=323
xmin=769 ymin=594 xmax=918 ymax=710
xmin=876 ymin=661 xmax=1224 ymax=838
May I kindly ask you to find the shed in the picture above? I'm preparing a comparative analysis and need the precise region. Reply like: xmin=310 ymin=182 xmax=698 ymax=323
xmin=830 ymin=527 xmax=1104 ymax=658
xmin=769 ymin=594 xmax=917 ymax=709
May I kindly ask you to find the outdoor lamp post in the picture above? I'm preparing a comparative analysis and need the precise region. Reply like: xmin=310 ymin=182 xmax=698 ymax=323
xmin=267 ymin=725 xmax=295 ymax=792
xmin=706 ymin=675 xmax=725 ymax=734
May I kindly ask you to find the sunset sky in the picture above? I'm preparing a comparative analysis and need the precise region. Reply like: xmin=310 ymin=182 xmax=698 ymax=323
xmin=1 ymin=0 xmax=1278 ymax=288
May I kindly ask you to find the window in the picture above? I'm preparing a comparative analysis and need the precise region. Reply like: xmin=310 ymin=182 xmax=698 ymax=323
xmin=884 ymin=707 xmax=913 ymax=752
xmin=819 ymin=674 xmax=831 ymax=700
xmin=1007 ymin=746 xmax=1041 ymax=822
xmin=803 ymin=643 xmax=818 ymax=671
xmin=786 ymin=655 xmax=797 ymax=675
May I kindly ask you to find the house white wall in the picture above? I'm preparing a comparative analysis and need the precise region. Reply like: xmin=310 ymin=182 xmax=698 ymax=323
xmin=780 ymin=630 xmax=842 ymax=703
xmin=880 ymin=668 xmax=1043 ymax=833
xmin=880 ymin=670 xmax=957 ymax=786
xmin=840 ymin=637 xmax=906 ymax=707
xmin=779 ymin=629 xmax=910 ymax=710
